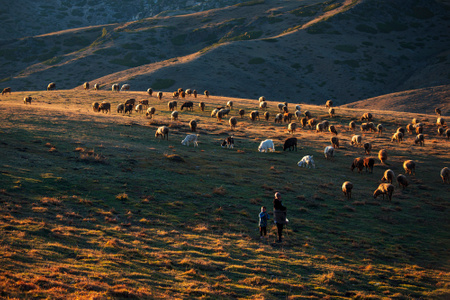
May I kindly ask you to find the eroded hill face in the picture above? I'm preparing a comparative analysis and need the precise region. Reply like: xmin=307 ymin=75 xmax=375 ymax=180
xmin=1 ymin=0 xmax=449 ymax=107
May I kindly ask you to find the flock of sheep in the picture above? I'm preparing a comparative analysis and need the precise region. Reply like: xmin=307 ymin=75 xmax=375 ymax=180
xmin=6 ymin=82 xmax=449 ymax=202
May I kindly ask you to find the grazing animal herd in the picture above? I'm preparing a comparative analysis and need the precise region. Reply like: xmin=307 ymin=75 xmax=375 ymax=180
xmin=4 ymin=83 xmax=449 ymax=203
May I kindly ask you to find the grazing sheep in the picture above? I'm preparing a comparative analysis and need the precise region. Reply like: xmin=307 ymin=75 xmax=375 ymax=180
xmin=284 ymin=113 xmax=293 ymax=123
xmin=325 ymin=100 xmax=333 ymax=108
xmin=193 ymin=90 xmax=198 ymax=98
xmin=342 ymin=181 xmax=353 ymax=200
xmin=361 ymin=112 xmax=373 ymax=121
xmin=415 ymin=134 xmax=425 ymax=146
xmin=2 ymin=87 xmax=12 ymax=95
xmin=146 ymin=107 xmax=156 ymax=118
xmin=23 ymin=96 xmax=32 ymax=105
xmin=94 ymin=83 xmax=100 ymax=90
xmin=288 ymin=122 xmax=297 ymax=134
xmin=92 ymin=102 xmax=100 ymax=112
xmin=278 ymin=103 xmax=286 ymax=112
xmin=83 ymin=82 xmax=90 ymax=90
xmin=180 ymin=91 xmax=186 ymax=99
xmin=329 ymin=108 xmax=335 ymax=118
xmin=189 ymin=120 xmax=197 ymax=132
xmin=117 ymin=103 xmax=124 ymax=114
xmin=363 ymin=157 xmax=375 ymax=173
xmin=322 ymin=120 xmax=330 ymax=130
xmin=300 ymin=117 xmax=307 ymax=128
xmin=412 ymin=118 xmax=418 ymax=125
xmin=155 ymin=126 xmax=169 ymax=140
xmin=329 ymin=125 xmax=338 ymax=135
xmin=259 ymin=101 xmax=267 ymax=110
xmin=378 ymin=149 xmax=388 ymax=164
xmin=397 ymin=174 xmax=408 ymax=189
xmin=124 ymin=98 xmax=136 ymax=106
xmin=47 ymin=82 xmax=56 ymax=91
xmin=139 ymin=99 xmax=149 ymax=108
xmin=403 ymin=160 xmax=416 ymax=175
xmin=274 ymin=113 xmax=283 ymax=123
xmin=415 ymin=125 xmax=423 ymax=134
xmin=211 ymin=108 xmax=219 ymax=118
xmin=124 ymin=104 xmax=133 ymax=114
xmin=168 ymin=101 xmax=177 ymax=111
xmin=216 ymin=109 xmax=229 ymax=121
xmin=373 ymin=183 xmax=394 ymax=201
xmin=283 ymin=137 xmax=297 ymax=151
xmin=406 ymin=124 xmax=414 ymax=134
xmin=331 ymin=136 xmax=339 ymax=148
xmin=316 ymin=122 xmax=325 ymax=133
xmin=297 ymin=155 xmax=315 ymax=168
xmin=441 ymin=167 xmax=449 ymax=183
xmin=437 ymin=117 xmax=445 ymax=127
xmin=307 ymin=118 xmax=317 ymax=129
xmin=377 ymin=124 xmax=383 ymax=135
xmin=112 ymin=84 xmax=119 ymax=92
xmin=226 ymin=101 xmax=233 ymax=109
xmin=238 ymin=109 xmax=245 ymax=118
xmin=204 ymin=90 xmax=210 ymax=97
xmin=177 ymin=88 xmax=184 ymax=94
xmin=349 ymin=121 xmax=356 ymax=131
xmin=229 ymin=116 xmax=237 ymax=130
xmin=259 ymin=96 xmax=265 ymax=102
xmin=363 ymin=142 xmax=372 ymax=155
xmin=221 ymin=136 xmax=234 ymax=148
xmin=324 ymin=146 xmax=335 ymax=160
xmin=181 ymin=135 xmax=198 ymax=147
xmin=446 ymin=128 xmax=450 ymax=139
xmin=295 ymin=110 xmax=302 ymax=121
xmin=391 ymin=132 xmax=403 ymax=143
xmin=171 ymin=111 xmax=179 ymax=121
xmin=157 ymin=91 xmax=163 ymax=100
xmin=120 ymin=84 xmax=130 ymax=91
xmin=264 ymin=111 xmax=270 ymax=121
xmin=218 ymin=108 xmax=230 ymax=117
xmin=396 ymin=127 xmax=405 ymax=135
xmin=172 ymin=91 xmax=179 ymax=99
xmin=135 ymin=104 xmax=144 ymax=114
xmin=98 ymin=102 xmax=111 ymax=113
xmin=181 ymin=101 xmax=194 ymax=111
xmin=147 ymin=88 xmax=153 ymax=96
xmin=186 ymin=89 xmax=192 ymax=96
xmin=199 ymin=102 xmax=205 ymax=111
xmin=304 ymin=110 xmax=312 ymax=120
xmin=258 ymin=139 xmax=275 ymax=152
xmin=381 ymin=169 xmax=395 ymax=183
xmin=435 ymin=107 xmax=442 ymax=116
xmin=438 ymin=127 xmax=444 ymax=136
xmin=351 ymin=135 xmax=362 ymax=146
xmin=250 ymin=111 xmax=259 ymax=122
xmin=283 ymin=106 xmax=289 ymax=114
xmin=360 ymin=123 xmax=371 ymax=132
xmin=351 ymin=157 xmax=365 ymax=173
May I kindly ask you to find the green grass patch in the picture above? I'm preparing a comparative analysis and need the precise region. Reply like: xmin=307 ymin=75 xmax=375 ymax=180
xmin=248 ymin=57 xmax=265 ymax=64
xmin=171 ymin=34 xmax=187 ymax=46
xmin=152 ymin=78 xmax=175 ymax=89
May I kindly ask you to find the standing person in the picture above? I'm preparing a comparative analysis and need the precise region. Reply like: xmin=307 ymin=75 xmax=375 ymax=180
xmin=273 ymin=192 xmax=287 ymax=243
xmin=259 ymin=206 xmax=270 ymax=239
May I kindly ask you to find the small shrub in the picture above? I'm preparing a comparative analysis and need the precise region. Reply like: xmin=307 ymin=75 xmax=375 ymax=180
xmin=213 ymin=186 xmax=226 ymax=195
xmin=116 ymin=193 xmax=129 ymax=201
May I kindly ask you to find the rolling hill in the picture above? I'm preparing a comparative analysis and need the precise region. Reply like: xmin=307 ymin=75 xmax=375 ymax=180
xmin=1 ymin=0 xmax=449 ymax=107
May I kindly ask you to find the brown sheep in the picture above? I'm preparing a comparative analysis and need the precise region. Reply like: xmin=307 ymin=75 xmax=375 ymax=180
xmin=124 ymin=104 xmax=133 ymax=114
xmin=264 ymin=111 xmax=270 ymax=121
xmin=172 ymin=91 xmax=179 ymax=99
xmin=381 ymin=169 xmax=395 ymax=183
xmin=204 ymin=90 xmax=210 ymax=97
xmin=325 ymin=100 xmax=333 ymax=108
xmin=146 ymin=107 xmax=156 ymax=118
xmin=147 ymin=88 xmax=153 ymax=96
xmin=250 ymin=111 xmax=259 ymax=122
xmin=295 ymin=110 xmax=302 ymax=121
xmin=397 ymin=174 xmax=408 ymax=190
xmin=304 ymin=110 xmax=312 ymax=120
xmin=229 ymin=117 xmax=237 ymax=130
xmin=181 ymin=101 xmax=194 ymax=111
xmin=23 ymin=96 xmax=32 ymax=105
xmin=283 ymin=112 xmax=293 ymax=123
xmin=300 ymin=117 xmax=307 ymax=128
xmin=349 ymin=121 xmax=356 ymax=131
xmin=437 ymin=117 xmax=445 ymax=127
xmin=329 ymin=125 xmax=338 ymax=135
xmin=139 ymin=99 xmax=149 ymax=108
xmin=373 ymin=183 xmax=394 ymax=202
xmin=171 ymin=111 xmax=179 ymax=121
xmin=124 ymin=98 xmax=136 ymax=106
xmin=83 ymin=82 xmax=90 ymax=90
xmin=155 ymin=126 xmax=169 ymax=140
xmin=406 ymin=124 xmax=414 ymax=134
xmin=157 ymin=91 xmax=163 ymax=100
xmin=331 ymin=136 xmax=339 ymax=148
xmin=47 ymin=82 xmax=56 ymax=91
xmin=2 ymin=87 xmax=11 ymax=95
xmin=441 ymin=167 xmax=449 ymax=184
xmin=307 ymin=118 xmax=317 ymax=129
xmin=351 ymin=135 xmax=362 ymax=146
xmin=378 ymin=149 xmax=388 ymax=164
xmin=446 ymin=129 xmax=450 ymax=139
xmin=98 ymin=102 xmax=111 ymax=113
xmin=328 ymin=108 xmax=335 ymax=118
xmin=168 ymin=101 xmax=177 ymax=111
xmin=117 ymin=103 xmax=125 ymax=114
xmin=180 ymin=91 xmax=186 ymax=100
xmin=363 ymin=157 xmax=374 ymax=173
xmin=360 ymin=123 xmax=370 ymax=132
xmin=414 ymin=134 xmax=424 ymax=146
xmin=403 ymin=160 xmax=416 ymax=175
xmin=288 ymin=122 xmax=297 ymax=134
xmin=316 ymin=122 xmax=324 ymax=133
xmin=92 ymin=102 xmax=100 ymax=112
xmin=274 ymin=113 xmax=283 ymax=123
xmin=342 ymin=181 xmax=353 ymax=200
xmin=363 ymin=142 xmax=372 ymax=155
xmin=199 ymin=102 xmax=205 ymax=111
xmin=377 ymin=124 xmax=383 ymax=135
xmin=438 ymin=127 xmax=445 ymax=136
xmin=351 ymin=157 xmax=365 ymax=173
xmin=415 ymin=125 xmax=423 ymax=134
xmin=112 ymin=84 xmax=120 ymax=92
xmin=189 ymin=120 xmax=197 ymax=132
xmin=321 ymin=120 xmax=330 ymax=130
xmin=412 ymin=118 xmax=418 ymax=125
xmin=238 ymin=109 xmax=245 ymax=118
xmin=396 ymin=127 xmax=405 ymax=135
xmin=193 ymin=90 xmax=198 ymax=98
xmin=391 ymin=132 xmax=403 ymax=143
xmin=361 ymin=112 xmax=373 ymax=121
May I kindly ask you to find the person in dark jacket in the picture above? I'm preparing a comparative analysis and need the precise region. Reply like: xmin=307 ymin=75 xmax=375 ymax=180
xmin=259 ymin=206 xmax=270 ymax=239
xmin=273 ymin=192 xmax=287 ymax=243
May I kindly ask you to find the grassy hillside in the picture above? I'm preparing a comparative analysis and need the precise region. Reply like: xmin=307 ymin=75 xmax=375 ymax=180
xmin=1 ymin=0 xmax=449 ymax=106
xmin=0 ymin=89 xmax=449 ymax=299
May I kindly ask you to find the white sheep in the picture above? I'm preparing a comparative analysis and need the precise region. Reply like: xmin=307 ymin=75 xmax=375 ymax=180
xmin=258 ymin=139 xmax=275 ymax=152
xmin=181 ymin=134 xmax=199 ymax=147
xmin=297 ymin=155 xmax=315 ymax=168
xmin=324 ymin=146 xmax=335 ymax=160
